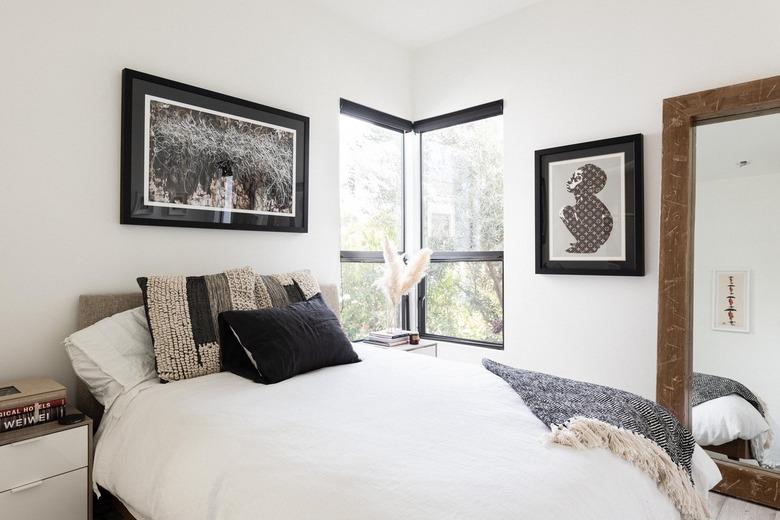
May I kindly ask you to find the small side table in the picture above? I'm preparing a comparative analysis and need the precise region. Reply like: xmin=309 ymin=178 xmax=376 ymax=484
xmin=359 ymin=339 xmax=438 ymax=357
xmin=0 ymin=407 xmax=93 ymax=520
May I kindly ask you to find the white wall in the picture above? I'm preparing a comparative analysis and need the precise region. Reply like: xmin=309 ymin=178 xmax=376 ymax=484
xmin=411 ymin=0 xmax=780 ymax=398
xmin=693 ymin=173 xmax=780 ymax=415
xmin=0 ymin=0 xmax=411 ymax=396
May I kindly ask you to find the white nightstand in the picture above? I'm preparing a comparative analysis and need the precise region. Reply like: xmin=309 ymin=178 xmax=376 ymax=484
xmin=359 ymin=339 xmax=438 ymax=357
xmin=0 ymin=408 xmax=92 ymax=520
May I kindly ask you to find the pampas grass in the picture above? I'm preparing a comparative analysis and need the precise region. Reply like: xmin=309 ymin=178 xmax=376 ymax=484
xmin=377 ymin=236 xmax=433 ymax=309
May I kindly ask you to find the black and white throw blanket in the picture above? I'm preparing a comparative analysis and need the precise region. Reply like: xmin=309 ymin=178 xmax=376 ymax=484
xmin=692 ymin=372 xmax=765 ymax=416
xmin=483 ymin=359 xmax=709 ymax=520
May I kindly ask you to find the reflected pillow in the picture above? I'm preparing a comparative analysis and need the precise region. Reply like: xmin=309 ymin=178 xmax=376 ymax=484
xmin=692 ymin=394 xmax=770 ymax=446
xmin=219 ymin=294 xmax=359 ymax=384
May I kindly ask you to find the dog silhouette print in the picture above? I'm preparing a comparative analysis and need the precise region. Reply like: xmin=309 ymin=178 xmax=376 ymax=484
xmin=558 ymin=163 xmax=613 ymax=253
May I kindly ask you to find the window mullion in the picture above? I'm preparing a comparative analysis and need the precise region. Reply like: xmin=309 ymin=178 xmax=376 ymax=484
xmin=405 ymin=130 xmax=422 ymax=332
xmin=430 ymin=251 xmax=504 ymax=262
xmin=340 ymin=251 xmax=384 ymax=262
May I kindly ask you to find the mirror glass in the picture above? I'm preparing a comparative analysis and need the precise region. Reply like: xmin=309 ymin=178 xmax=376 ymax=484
xmin=693 ymin=111 xmax=780 ymax=472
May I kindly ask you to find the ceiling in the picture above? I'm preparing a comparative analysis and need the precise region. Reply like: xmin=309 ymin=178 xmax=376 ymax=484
xmin=695 ymin=111 xmax=780 ymax=181
xmin=310 ymin=0 xmax=542 ymax=48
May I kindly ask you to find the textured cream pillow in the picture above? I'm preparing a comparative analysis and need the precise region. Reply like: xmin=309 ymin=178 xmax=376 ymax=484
xmin=138 ymin=266 xmax=257 ymax=382
xmin=137 ymin=267 xmax=321 ymax=382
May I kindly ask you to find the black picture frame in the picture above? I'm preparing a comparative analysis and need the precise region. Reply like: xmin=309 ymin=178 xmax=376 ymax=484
xmin=120 ymin=69 xmax=309 ymax=233
xmin=535 ymin=134 xmax=644 ymax=276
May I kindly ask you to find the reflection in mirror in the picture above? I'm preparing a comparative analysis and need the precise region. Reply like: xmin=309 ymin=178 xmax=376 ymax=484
xmin=693 ymin=111 xmax=780 ymax=474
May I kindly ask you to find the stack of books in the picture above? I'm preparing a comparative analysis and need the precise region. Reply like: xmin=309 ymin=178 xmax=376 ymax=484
xmin=0 ymin=378 xmax=66 ymax=433
xmin=364 ymin=330 xmax=411 ymax=347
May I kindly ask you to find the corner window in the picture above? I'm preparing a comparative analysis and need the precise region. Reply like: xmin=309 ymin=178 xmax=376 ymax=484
xmin=339 ymin=99 xmax=503 ymax=348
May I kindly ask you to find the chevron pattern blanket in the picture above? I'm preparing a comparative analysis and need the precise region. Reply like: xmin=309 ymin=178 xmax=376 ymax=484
xmin=692 ymin=372 xmax=765 ymax=416
xmin=483 ymin=359 xmax=709 ymax=520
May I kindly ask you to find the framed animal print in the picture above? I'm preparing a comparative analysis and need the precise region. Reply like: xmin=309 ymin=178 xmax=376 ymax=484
xmin=535 ymin=134 xmax=643 ymax=275
xmin=121 ymin=69 xmax=309 ymax=232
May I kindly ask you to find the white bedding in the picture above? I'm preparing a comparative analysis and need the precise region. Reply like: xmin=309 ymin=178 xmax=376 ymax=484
xmin=94 ymin=345 xmax=721 ymax=520
xmin=753 ymin=414 xmax=780 ymax=468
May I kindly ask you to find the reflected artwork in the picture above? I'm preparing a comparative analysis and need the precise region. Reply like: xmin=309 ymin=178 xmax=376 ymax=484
xmin=712 ymin=270 xmax=749 ymax=333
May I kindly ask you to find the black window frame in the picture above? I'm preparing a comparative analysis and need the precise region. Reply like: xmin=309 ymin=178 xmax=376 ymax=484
xmin=339 ymin=99 xmax=412 ymax=335
xmin=416 ymin=100 xmax=505 ymax=350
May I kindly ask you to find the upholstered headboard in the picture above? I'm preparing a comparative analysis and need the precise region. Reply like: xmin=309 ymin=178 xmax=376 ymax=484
xmin=75 ymin=283 xmax=341 ymax=428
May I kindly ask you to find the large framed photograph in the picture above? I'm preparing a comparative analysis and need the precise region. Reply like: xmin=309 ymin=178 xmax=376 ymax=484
xmin=121 ymin=69 xmax=309 ymax=232
xmin=712 ymin=270 xmax=750 ymax=333
xmin=535 ymin=134 xmax=643 ymax=275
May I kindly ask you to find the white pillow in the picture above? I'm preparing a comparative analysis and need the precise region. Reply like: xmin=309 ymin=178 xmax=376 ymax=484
xmin=64 ymin=306 xmax=157 ymax=410
xmin=692 ymin=394 xmax=770 ymax=446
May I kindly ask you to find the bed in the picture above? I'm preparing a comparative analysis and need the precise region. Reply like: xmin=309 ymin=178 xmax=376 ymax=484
xmin=75 ymin=291 xmax=722 ymax=520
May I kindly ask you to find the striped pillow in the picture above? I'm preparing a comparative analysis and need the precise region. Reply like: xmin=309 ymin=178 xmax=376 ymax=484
xmin=138 ymin=267 xmax=257 ymax=382
xmin=254 ymin=270 xmax=320 ymax=308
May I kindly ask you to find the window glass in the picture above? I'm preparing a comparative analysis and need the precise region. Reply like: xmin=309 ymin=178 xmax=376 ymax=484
xmin=340 ymin=262 xmax=387 ymax=340
xmin=421 ymin=116 xmax=503 ymax=251
xmin=340 ymin=115 xmax=404 ymax=251
xmin=424 ymin=261 xmax=503 ymax=344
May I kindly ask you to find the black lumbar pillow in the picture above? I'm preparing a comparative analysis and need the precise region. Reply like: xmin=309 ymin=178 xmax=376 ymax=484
xmin=219 ymin=294 xmax=360 ymax=384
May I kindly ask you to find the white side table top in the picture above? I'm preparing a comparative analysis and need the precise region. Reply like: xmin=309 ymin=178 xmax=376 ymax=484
xmin=356 ymin=339 xmax=437 ymax=352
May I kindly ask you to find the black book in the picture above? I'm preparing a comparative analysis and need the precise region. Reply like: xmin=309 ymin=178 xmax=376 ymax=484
xmin=0 ymin=405 xmax=66 ymax=433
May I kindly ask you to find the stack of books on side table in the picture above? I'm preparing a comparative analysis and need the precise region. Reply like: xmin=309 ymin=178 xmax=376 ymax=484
xmin=364 ymin=330 xmax=412 ymax=347
xmin=0 ymin=378 xmax=66 ymax=433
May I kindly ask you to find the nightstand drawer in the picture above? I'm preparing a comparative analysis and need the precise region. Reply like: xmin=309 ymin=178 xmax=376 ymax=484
xmin=0 ymin=467 xmax=87 ymax=520
xmin=0 ymin=425 xmax=88 ymax=492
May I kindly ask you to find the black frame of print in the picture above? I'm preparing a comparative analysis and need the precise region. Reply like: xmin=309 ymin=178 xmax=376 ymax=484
xmin=120 ymin=69 xmax=309 ymax=232
xmin=535 ymin=134 xmax=644 ymax=276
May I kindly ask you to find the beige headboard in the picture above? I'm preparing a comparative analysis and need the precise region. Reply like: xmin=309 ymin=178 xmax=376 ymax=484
xmin=75 ymin=283 xmax=340 ymax=428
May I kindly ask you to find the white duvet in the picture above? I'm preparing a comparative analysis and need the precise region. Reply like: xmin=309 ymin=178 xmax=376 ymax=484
xmin=94 ymin=345 xmax=721 ymax=520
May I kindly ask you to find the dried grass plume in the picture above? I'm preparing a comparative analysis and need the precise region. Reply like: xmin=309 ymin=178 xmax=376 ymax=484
xmin=377 ymin=236 xmax=432 ymax=306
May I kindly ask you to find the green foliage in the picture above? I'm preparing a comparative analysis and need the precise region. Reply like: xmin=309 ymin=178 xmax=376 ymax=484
xmin=422 ymin=117 xmax=503 ymax=252
xmin=340 ymin=263 xmax=386 ymax=340
xmin=426 ymin=262 xmax=503 ymax=343
xmin=421 ymin=117 xmax=504 ymax=343
xmin=339 ymin=116 xmax=403 ymax=251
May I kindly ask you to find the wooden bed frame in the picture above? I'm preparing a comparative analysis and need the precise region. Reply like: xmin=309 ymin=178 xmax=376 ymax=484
xmin=76 ymin=285 xmax=341 ymax=519
xmin=704 ymin=439 xmax=754 ymax=462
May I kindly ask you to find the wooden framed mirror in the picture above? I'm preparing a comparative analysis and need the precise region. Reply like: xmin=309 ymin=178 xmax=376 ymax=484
xmin=657 ymin=74 xmax=780 ymax=509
